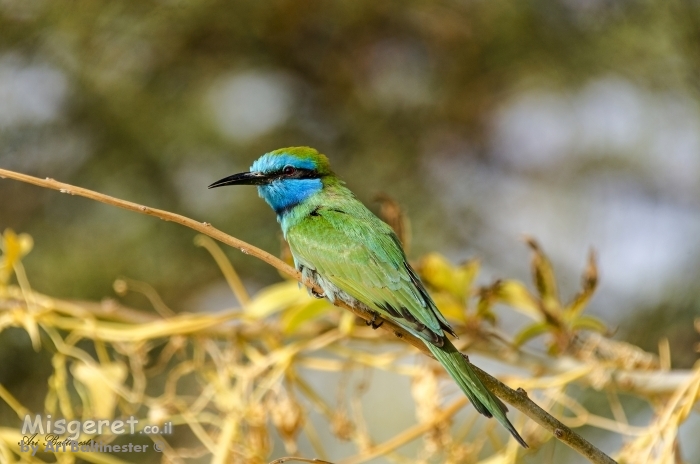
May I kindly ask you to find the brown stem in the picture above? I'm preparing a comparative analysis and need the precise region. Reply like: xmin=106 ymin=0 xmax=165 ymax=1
xmin=471 ymin=363 xmax=616 ymax=464
xmin=0 ymin=168 xmax=617 ymax=464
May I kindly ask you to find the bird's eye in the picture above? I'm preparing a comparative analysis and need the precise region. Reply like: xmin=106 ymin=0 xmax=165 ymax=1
xmin=283 ymin=165 xmax=296 ymax=175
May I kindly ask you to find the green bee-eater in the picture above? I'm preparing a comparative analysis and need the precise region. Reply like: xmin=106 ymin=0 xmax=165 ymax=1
xmin=209 ymin=147 xmax=527 ymax=447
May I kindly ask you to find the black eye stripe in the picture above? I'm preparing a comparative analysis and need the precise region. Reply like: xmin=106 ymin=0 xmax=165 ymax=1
xmin=272 ymin=168 xmax=320 ymax=180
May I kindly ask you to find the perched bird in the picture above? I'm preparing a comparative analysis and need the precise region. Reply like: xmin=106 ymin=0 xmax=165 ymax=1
xmin=209 ymin=147 xmax=527 ymax=447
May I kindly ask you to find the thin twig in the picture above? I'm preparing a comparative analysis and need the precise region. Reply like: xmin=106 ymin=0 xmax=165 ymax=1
xmin=0 ymin=168 xmax=617 ymax=464
xmin=5 ymin=284 xmax=694 ymax=398
xmin=268 ymin=458 xmax=334 ymax=464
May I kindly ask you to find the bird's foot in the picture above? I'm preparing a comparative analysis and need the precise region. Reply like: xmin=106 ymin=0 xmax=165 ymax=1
xmin=365 ymin=312 xmax=384 ymax=329
xmin=310 ymin=288 xmax=325 ymax=299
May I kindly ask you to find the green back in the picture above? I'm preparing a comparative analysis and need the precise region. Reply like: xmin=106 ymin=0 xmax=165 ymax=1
xmin=283 ymin=182 xmax=454 ymax=345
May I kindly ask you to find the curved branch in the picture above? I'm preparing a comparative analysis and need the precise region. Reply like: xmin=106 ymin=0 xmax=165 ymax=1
xmin=0 ymin=168 xmax=616 ymax=464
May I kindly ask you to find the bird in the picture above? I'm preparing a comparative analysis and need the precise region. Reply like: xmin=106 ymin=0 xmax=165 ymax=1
xmin=208 ymin=146 xmax=527 ymax=447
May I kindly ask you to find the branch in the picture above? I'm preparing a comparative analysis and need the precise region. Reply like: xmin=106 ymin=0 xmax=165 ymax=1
xmin=0 ymin=168 xmax=616 ymax=464
xmin=472 ymin=363 xmax=615 ymax=463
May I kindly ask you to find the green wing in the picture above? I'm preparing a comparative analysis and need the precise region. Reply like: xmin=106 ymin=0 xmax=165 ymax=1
xmin=286 ymin=205 xmax=454 ymax=345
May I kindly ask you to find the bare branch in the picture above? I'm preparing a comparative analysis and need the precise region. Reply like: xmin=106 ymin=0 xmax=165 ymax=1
xmin=0 ymin=167 xmax=617 ymax=464
xmin=472 ymin=364 xmax=615 ymax=464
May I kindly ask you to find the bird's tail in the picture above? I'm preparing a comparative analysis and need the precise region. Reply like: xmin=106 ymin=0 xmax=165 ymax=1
xmin=425 ymin=339 xmax=528 ymax=448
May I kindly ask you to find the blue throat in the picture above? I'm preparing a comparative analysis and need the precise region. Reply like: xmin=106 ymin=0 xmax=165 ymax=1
xmin=257 ymin=178 xmax=323 ymax=217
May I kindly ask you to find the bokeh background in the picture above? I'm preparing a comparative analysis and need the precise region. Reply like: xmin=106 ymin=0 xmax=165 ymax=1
xmin=1 ymin=0 xmax=699 ymax=462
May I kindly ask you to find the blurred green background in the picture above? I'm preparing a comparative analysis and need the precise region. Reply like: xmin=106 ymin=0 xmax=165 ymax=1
xmin=1 ymin=0 xmax=699 ymax=461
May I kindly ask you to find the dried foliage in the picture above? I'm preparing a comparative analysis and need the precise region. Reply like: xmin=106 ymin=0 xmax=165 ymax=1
xmin=0 ymin=226 xmax=698 ymax=464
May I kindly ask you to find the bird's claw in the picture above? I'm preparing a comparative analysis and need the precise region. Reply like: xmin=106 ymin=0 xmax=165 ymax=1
xmin=310 ymin=288 xmax=325 ymax=299
xmin=366 ymin=312 xmax=384 ymax=329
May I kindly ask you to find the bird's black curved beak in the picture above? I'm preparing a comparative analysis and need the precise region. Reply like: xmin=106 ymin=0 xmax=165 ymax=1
xmin=208 ymin=171 xmax=269 ymax=189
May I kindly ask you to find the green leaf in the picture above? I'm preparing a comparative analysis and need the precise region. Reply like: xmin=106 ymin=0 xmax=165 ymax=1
xmin=419 ymin=253 xmax=479 ymax=302
xmin=513 ymin=321 xmax=551 ymax=347
xmin=493 ymin=279 xmax=541 ymax=320
xmin=570 ymin=315 xmax=607 ymax=334
xmin=565 ymin=249 xmax=598 ymax=318
xmin=525 ymin=237 xmax=559 ymax=309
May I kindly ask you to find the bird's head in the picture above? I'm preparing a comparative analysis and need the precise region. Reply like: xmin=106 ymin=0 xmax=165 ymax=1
xmin=208 ymin=147 xmax=334 ymax=215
